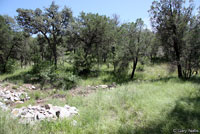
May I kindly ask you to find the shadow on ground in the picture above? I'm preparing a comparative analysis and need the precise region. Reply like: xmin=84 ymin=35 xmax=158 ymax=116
xmin=118 ymin=93 xmax=200 ymax=134
xmin=3 ymin=71 xmax=39 ymax=84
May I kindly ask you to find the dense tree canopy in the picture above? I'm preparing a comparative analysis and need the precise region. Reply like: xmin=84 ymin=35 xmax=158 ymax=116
xmin=0 ymin=1 xmax=199 ymax=81
xmin=69 ymin=12 xmax=116 ymax=74
xmin=149 ymin=0 xmax=198 ymax=78
xmin=0 ymin=15 xmax=17 ymax=73
xmin=16 ymin=2 xmax=73 ymax=68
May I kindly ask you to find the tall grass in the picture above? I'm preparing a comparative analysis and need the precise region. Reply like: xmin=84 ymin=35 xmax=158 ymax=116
xmin=0 ymin=63 xmax=199 ymax=133
xmin=0 ymin=110 xmax=37 ymax=134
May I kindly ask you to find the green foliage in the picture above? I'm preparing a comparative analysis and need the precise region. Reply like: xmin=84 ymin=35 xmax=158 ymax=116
xmin=0 ymin=59 xmax=18 ymax=73
xmin=149 ymin=0 xmax=199 ymax=79
xmin=72 ymin=49 xmax=95 ymax=75
xmin=19 ymin=93 xmax=27 ymax=101
xmin=1 ymin=1 xmax=200 ymax=133
xmin=54 ymin=71 xmax=78 ymax=90
xmin=70 ymin=12 xmax=116 ymax=75
xmin=31 ymin=60 xmax=51 ymax=76
xmin=16 ymin=1 xmax=73 ymax=67
xmin=114 ymin=60 xmax=129 ymax=78
xmin=113 ymin=19 xmax=151 ymax=79
xmin=0 ymin=15 xmax=18 ymax=74
xmin=30 ymin=60 xmax=78 ymax=90
xmin=0 ymin=63 xmax=200 ymax=133
xmin=12 ymin=85 xmax=18 ymax=90
xmin=0 ymin=110 xmax=37 ymax=134
xmin=33 ymin=91 xmax=41 ymax=100
xmin=136 ymin=63 xmax=144 ymax=72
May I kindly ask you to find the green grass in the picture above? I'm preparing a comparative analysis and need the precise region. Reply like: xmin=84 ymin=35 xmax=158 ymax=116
xmin=0 ymin=66 xmax=31 ymax=82
xmin=35 ymin=79 xmax=199 ymax=134
xmin=0 ymin=110 xmax=37 ymax=134
xmin=0 ymin=63 xmax=200 ymax=133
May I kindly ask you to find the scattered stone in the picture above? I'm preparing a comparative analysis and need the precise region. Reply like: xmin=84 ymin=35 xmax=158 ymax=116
xmin=0 ymin=89 xmax=30 ymax=104
xmin=70 ymin=84 xmax=116 ymax=96
xmin=22 ymin=84 xmax=36 ymax=90
xmin=0 ymin=83 xmax=79 ymax=124
xmin=31 ymin=86 xmax=36 ymax=90
xmin=36 ymin=113 xmax=46 ymax=120
xmin=88 ymin=84 xmax=115 ymax=89
xmin=15 ymin=101 xmax=24 ymax=104
xmin=11 ymin=104 xmax=78 ymax=123
xmin=99 ymin=85 xmax=108 ymax=89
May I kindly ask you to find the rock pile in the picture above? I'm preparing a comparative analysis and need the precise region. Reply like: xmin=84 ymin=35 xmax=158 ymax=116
xmin=12 ymin=104 xmax=78 ymax=123
xmin=70 ymin=84 xmax=117 ymax=96
xmin=88 ymin=84 xmax=116 ymax=90
xmin=0 ymin=89 xmax=30 ymax=104
xmin=22 ymin=84 xmax=36 ymax=90
xmin=0 ymin=83 xmax=79 ymax=124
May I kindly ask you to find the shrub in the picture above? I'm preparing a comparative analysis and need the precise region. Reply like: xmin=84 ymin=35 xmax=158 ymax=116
xmin=31 ymin=61 xmax=52 ymax=75
xmin=30 ymin=61 xmax=78 ymax=90
xmin=72 ymin=50 xmax=95 ymax=76
xmin=114 ymin=60 xmax=129 ymax=78
xmin=54 ymin=71 xmax=78 ymax=90
xmin=0 ymin=59 xmax=18 ymax=73
xmin=33 ymin=91 xmax=41 ymax=100
xmin=30 ymin=61 xmax=54 ymax=83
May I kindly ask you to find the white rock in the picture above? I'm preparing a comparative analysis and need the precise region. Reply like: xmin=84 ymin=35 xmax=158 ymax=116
xmin=12 ymin=108 xmax=22 ymax=117
xmin=48 ymin=109 xmax=56 ymax=118
xmin=36 ymin=113 xmax=46 ymax=120
xmin=99 ymin=85 xmax=108 ymax=89
xmin=10 ymin=104 xmax=78 ymax=123
xmin=64 ymin=105 xmax=71 ymax=109
xmin=10 ymin=97 xmax=15 ymax=102
xmin=22 ymin=112 xmax=35 ymax=119
xmin=59 ymin=107 xmax=71 ymax=118
xmin=32 ymin=86 xmax=36 ymax=90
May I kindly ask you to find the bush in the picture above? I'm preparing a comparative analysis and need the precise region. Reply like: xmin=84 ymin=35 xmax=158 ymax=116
xmin=31 ymin=61 xmax=52 ymax=75
xmin=0 ymin=59 xmax=18 ymax=73
xmin=30 ymin=61 xmax=78 ymax=90
xmin=114 ymin=60 xmax=129 ymax=78
xmin=72 ymin=50 xmax=95 ymax=76
xmin=53 ymin=71 xmax=78 ymax=90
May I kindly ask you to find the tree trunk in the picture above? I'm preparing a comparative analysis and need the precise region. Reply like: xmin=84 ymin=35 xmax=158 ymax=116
xmin=2 ymin=62 xmax=6 ymax=73
xmin=172 ymin=22 xmax=183 ymax=79
xmin=177 ymin=64 xmax=182 ymax=78
xmin=20 ymin=55 xmax=23 ymax=68
xmin=131 ymin=57 xmax=138 ymax=79
xmin=173 ymin=41 xmax=183 ymax=78
xmin=53 ymin=45 xmax=57 ymax=69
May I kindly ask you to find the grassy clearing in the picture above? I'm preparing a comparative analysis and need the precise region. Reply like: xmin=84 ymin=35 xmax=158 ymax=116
xmin=0 ymin=63 xmax=200 ymax=134
xmin=0 ymin=67 xmax=31 ymax=83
